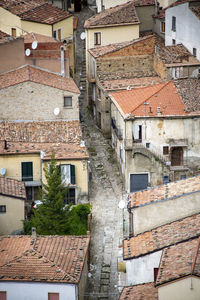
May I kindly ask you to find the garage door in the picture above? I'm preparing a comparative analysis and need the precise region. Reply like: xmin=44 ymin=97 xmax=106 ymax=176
xmin=130 ymin=174 xmax=148 ymax=193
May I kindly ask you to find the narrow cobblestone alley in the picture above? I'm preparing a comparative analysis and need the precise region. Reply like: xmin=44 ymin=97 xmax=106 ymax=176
xmin=74 ymin=7 xmax=128 ymax=299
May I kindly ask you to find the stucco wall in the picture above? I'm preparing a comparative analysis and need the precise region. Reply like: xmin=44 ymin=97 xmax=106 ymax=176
xmin=53 ymin=17 xmax=73 ymax=40
xmin=78 ymin=251 xmax=89 ymax=300
xmin=153 ymin=18 xmax=165 ymax=39
xmin=165 ymin=3 xmax=200 ymax=61
xmin=158 ymin=276 xmax=200 ymax=300
xmin=0 ymin=154 xmax=41 ymax=182
xmin=133 ymin=191 xmax=200 ymax=235
xmin=21 ymin=21 xmax=52 ymax=37
xmin=0 ymin=195 xmax=24 ymax=235
xmin=126 ymin=250 xmax=162 ymax=285
xmin=135 ymin=6 xmax=155 ymax=32
xmin=0 ymin=81 xmax=79 ymax=121
xmin=0 ymin=7 xmax=22 ymax=37
xmin=0 ymin=282 xmax=76 ymax=300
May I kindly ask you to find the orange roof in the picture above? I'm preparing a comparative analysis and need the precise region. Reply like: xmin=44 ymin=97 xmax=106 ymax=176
xmin=0 ymin=65 xmax=80 ymax=94
xmin=0 ymin=177 xmax=26 ymax=199
xmin=0 ymin=235 xmax=90 ymax=283
xmin=109 ymin=81 xmax=188 ymax=117
xmin=119 ymin=283 xmax=158 ymax=300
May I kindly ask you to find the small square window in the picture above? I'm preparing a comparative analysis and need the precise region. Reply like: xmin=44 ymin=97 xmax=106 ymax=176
xmin=146 ymin=143 xmax=150 ymax=148
xmin=163 ymin=146 xmax=169 ymax=155
xmin=11 ymin=28 xmax=16 ymax=37
xmin=64 ymin=96 xmax=72 ymax=107
xmin=172 ymin=39 xmax=176 ymax=46
xmin=0 ymin=205 xmax=6 ymax=213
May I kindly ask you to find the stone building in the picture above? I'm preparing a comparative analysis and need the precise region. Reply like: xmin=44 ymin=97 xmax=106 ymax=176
xmin=109 ymin=79 xmax=200 ymax=192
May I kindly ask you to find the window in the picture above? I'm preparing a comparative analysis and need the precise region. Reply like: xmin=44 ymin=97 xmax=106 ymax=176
xmin=64 ymin=188 xmax=75 ymax=205
xmin=180 ymin=174 xmax=186 ymax=180
xmin=161 ymin=21 xmax=165 ymax=33
xmin=172 ymin=39 xmax=176 ymax=45
xmin=172 ymin=16 xmax=176 ymax=31
xmin=64 ymin=96 xmax=72 ymax=107
xmin=146 ymin=143 xmax=150 ymax=149
xmin=0 ymin=291 xmax=6 ymax=300
xmin=193 ymin=48 xmax=197 ymax=57
xmin=21 ymin=162 xmax=33 ymax=181
xmin=0 ymin=205 xmax=6 ymax=213
xmin=11 ymin=28 xmax=16 ymax=37
xmin=154 ymin=268 xmax=159 ymax=282
xmin=48 ymin=293 xmax=59 ymax=300
xmin=163 ymin=175 xmax=169 ymax=184
xmin=94 ymin=32 xmax=101 ymax=46
xmin=57 ymin=29 xmax=61 ymax=41
xmin=60 ymin=164 xmax=75 ymax=185
xmin=163 ymin=146 xmax=169 ymax=155
xmin=53 ymin=30 xmax=57 ymax=39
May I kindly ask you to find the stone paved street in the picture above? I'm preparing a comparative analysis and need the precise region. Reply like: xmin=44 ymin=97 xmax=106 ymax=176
xmin=74 ymin=6 xmax=128 ymax=299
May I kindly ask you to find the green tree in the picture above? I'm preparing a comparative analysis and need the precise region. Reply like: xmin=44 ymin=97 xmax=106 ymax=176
xmin=66 ymin=204 xmax=91 ymax=235
xmin=31 ymin=155 xmax=70 ymax=235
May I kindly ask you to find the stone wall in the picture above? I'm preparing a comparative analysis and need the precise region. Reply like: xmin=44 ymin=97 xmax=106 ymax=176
xmin=0 ymin=81 xmax=79 ymax=121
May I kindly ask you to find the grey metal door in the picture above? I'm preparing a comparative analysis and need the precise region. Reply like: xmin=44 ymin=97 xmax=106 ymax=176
xmin=130 ymin=173 xmax=148 ymax=193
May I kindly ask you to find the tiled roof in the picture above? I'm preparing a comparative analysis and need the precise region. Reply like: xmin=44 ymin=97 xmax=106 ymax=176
xmin=0 ymin=65 xmax=80 ymax=94
xmin=129 ymin=175 xmax=200 ymax=208
xmin=0 ymin=0 xmax=45 ymax=15
xmin=0 ymin=30 xmax=10 ymax=43
xmin=156 ymin=237 xmax=200 ymax=285
xmin=99 ymin=75 xmax=162 ymax=91
xmin=89 ymin=35 xmax=154 ymax=58
xmin=190 ymin=5 xmax=200 ymax=18
xmin=19 ymin=3 xmax=72 ymax=24
xmin=123 ymin=213 xmax=200 ymax=259
xmin=0 ymin=121 xmax=89 ymax=160
xmin=84 ymin=0 xmax=140 ymax=28
xmin=154 ymin=9 xmax=165 ymax=19
xmin=0 ymin=177 xmax=26 ymax=199
xmin=0 ymin=235 xmax=90 ymax=283
xmin=24 ymin=32 xmax=58 ymax=43
xmin=174 ymin=79 xmax=200 ymax=113
xmin=155 ymin=36 xmax=194 ymax=64
xmin=109 ymin=81 xmax=187 ymax=117
xmin=166 ymin=0 xmax=200 ymax=9
xmin=119 ymin=283 xmax=158 ymax=300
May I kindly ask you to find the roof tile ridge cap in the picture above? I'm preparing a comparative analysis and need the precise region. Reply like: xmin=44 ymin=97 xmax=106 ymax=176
xmin=130 ymin=81 xmax=169 ymax=115
xmin=192 ymin=236 xmax=200 ymax=274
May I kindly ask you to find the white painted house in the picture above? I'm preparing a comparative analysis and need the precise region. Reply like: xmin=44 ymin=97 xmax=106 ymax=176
xmin=165 ymin=0 xmax=200 ymax=61
xmin=0 ymin=235 xmax=90 ymax=300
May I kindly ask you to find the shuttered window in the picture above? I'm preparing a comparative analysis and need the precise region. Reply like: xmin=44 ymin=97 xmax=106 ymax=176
xmin=48 ymin=293 xmax=59 ymax=300
xmin=21 ymin=162 xmax=33 ymax=181
xmin=60 ymin=164 xmax=75 ymax=185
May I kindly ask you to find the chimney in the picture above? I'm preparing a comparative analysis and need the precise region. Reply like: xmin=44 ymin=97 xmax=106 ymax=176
xmin=32 ymin=227 xmax=36 ymax=239
xmin=60 ymin=46 xmax=65 ymax=77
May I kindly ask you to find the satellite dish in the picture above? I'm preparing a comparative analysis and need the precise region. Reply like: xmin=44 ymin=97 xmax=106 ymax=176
xmin=80 ymin=141 xmax=85 ymax=147
xmin=0 ymin=168 xmax=6 ymax=176
xmin=54 ymin=107 xmax=60 ymax=116
xmin=32 ymin=41 xmax=38 ymax=50
xmin=118 ymin=199 xmax=126 ymax=209
xmin=80 ymin=32 xmax=86 ymax=40
xmin=126 ymin=86 xmax=131 ymax=91
xmin=25 ymin=48 xmax=31 ymax=56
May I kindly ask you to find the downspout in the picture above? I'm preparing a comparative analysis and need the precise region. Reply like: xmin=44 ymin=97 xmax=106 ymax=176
xmin=60 ymin=46 xmax=66 ymax=77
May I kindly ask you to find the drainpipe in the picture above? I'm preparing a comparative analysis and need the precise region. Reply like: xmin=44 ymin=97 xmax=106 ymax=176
xmin=60 ymin=46 xmax=65 ymax=77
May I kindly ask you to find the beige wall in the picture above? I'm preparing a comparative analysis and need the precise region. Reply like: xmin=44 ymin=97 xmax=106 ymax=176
xmin=0 ymin=7 xmax=22 ymax=36
xmin=133 ymin=191 xmax=200 ymax=235
xmin=0 ymin=194 xmax=24 ymax=235
xmin=158 ymin=276 xmax=200 ymax=300
xmin=78 ymin=250 xmax=89 ymax=300
xmin=136 ymin=6 xmax=155 ymax=32
xmin=42 ymin=159 xmax=88 ymax=202
xmin=0 ymin=154 xmax=41 ymax=182
xmin=0 ymin=81 xmax=79 ymax=121
xmin=21 ymin=20 xmax=52 ymax=36
xmin=53 ymin=17 xmax=73 ymax=40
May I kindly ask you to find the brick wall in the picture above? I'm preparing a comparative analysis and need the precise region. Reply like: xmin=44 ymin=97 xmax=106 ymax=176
xmin=0 ymin=81 xmax=79 ymax=121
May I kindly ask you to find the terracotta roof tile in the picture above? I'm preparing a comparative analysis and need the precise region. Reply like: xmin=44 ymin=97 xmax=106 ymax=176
xmin=0 ymin=177 xmax=26 ymax=199
xmin=0 ymin=65 xmax=80 ymax=94
xmin=0 ymin=121 xmax=89 ymax=160
xmin=190 ymin=5 xmax=200 ymax=18
xmin=110 ymin=81 xmax=187 ymax=117
xmin=0 ymin=235 xmax=90 ymax=283
xmin=156 ymin=237 xmax=200 ymax=285
xmin=129 ymin=175 xmax=200 ymax=208
xmin=84 ymin=0 xmax=140 ymax=28
xmin=123 ymin=213 xmax=200 ymax=259
xmin=19 ymin=3 xmax=72 ymax=24
xmin=119 ymin=283 xmax=158 ymax=300
xmin=0 ymin=0 xmax=45 ymax=15
xmin=24 ymin=32 xmax=58 ymax=43
xmin=89 ymin=35 xmax=154 ymax=58
xmin=99 ymin=75 xmax=162 ymax=91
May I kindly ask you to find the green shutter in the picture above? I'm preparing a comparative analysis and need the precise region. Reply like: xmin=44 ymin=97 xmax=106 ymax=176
xmin=70 ymin=164 xmax=75 ymax=184
xmin=22 ymin=162 xmax=33 ymax=181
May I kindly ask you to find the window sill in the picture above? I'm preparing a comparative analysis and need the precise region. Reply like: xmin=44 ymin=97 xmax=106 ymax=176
xmin=63 ymin=106 xmax=73 ymax=109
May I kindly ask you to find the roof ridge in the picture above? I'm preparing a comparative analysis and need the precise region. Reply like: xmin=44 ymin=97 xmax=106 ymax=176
xmin=130 ymin=81 xmax=169 ymax=115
